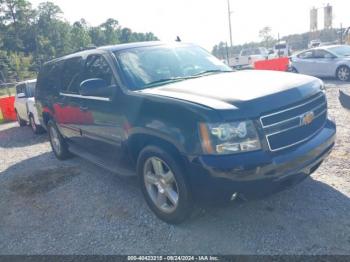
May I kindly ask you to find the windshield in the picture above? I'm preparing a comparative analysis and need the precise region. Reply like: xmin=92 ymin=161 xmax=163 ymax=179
xmin=27 ymin=82 xmax=36 ymax=97
xmin=114 ymin=45 xmax=232 ymax=90
xmin=275 ymin=44 xmax=287 ymax=49
xmin=328 ymin=45 xmax=350 ymax=57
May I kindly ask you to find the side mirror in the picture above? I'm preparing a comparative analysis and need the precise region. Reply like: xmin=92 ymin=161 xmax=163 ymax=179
xmin=80 ymin=78 xmax=113 ymax=97
xmin=17 ymin=93 xmax=26 ymax=98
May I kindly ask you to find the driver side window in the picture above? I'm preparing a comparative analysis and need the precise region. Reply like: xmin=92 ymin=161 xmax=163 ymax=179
xmin=82 ymin=55 xmax=115 ymax=87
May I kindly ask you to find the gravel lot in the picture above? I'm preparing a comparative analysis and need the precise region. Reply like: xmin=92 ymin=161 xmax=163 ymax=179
xmin=0 ymin=80 xmax=349 ymax=255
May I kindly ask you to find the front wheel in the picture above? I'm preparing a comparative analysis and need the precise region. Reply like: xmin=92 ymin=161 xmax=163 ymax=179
xmin=137 ymin=146 xmax=193 ymax=224
xmin=16 ymin=112 xmax=26 ymax=127
xmin=47 ymin=120 xmax=71 ymax=160
xmin=336 ymin=65 xmax=350 ymax=81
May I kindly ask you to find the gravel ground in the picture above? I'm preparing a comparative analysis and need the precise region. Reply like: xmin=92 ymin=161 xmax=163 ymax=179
xmin=0 ymin=80 xmax=349 ymax=255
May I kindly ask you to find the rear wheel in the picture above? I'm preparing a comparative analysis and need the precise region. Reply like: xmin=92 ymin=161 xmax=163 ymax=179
xmin=16 ymin=111 xmax=26 ymax=127
xmin=336 ymin=65 xmax=350 ymax=81
xmin=47 ymin=120 xmax=71 ymax=160
xmin=137 ymin=145 xmax=193 ymax=224
xmin=290 ymin=67 xmax=298 ymax=73
xmin=29 ymin=115 xmax=44 ymax=134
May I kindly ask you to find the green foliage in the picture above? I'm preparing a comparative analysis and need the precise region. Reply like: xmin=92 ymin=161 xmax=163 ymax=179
xmin=0 ymin=0 xmax=159 ymax=82
xmin=212 ymin=28 xmax=343 ymax=59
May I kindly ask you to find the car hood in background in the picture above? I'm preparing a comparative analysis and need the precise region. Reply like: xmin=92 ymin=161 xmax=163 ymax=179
xmin=140 ymin=70 xmax=322 ymax=118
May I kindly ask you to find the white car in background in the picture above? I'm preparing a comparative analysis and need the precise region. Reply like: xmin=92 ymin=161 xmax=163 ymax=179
xmin=290 ymin=45 xmax=350 ymax=81
xmin=230 ymin=47 xmax=273 ymax=68
xmin=14 ymin=79 xmax=44 ymax=134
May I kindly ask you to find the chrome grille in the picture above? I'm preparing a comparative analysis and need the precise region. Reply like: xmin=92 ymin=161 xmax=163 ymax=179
xmin=260 ymin=92 xmax=327 ymax=152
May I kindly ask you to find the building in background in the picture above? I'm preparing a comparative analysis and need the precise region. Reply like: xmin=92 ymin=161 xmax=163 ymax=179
xmin=310 ymin=7 xmax=318 ymax=32
xmin=324 ymin=4 xmax=333 ymax=29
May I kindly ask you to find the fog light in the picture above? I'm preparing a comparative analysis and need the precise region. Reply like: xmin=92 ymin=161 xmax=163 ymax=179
xmin=231 ymin=192 xmax=239 ymax=201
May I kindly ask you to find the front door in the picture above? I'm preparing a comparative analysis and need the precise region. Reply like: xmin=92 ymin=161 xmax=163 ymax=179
xmin=76 ymin=54 xmax=129 ymax=167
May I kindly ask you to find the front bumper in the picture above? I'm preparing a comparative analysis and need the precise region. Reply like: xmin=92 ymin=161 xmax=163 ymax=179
xmin=186 ymin=120 xmax=336 ymax=203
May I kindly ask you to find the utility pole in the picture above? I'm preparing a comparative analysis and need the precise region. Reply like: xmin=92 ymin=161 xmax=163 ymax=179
xmin=225 ymin=42 xmax=230 ymax=65
xmin=227 ymin=0 xmax=233 ymax=58
xmin=340 ymin=23 xmax=343 ymax=44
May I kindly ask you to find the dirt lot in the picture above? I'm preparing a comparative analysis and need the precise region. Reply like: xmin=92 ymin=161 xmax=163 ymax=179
xmin=0 ymin=80 xmax=349 ymax=255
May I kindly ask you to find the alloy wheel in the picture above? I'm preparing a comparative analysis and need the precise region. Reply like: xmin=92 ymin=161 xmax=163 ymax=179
xmin=143 ymin=157 xmax=179 ymax=214
xmin=49 ymin=125 xmax=61 ymax=155
xmin=30 ymin=116 xmax=36 ymax=132
xmin=338 ymin=67 xmax=350 ymax=81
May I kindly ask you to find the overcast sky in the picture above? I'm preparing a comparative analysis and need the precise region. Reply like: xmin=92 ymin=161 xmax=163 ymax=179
xmin=30 ymin=0 xmax=350 ymax=51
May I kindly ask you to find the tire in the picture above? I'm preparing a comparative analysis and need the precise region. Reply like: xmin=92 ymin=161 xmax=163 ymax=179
xmin=47 ymin=120 xmax=71 ymax=160
xmin=137 ymin=145 xmax=193 ymax=224
xmin=29 ymin=115 xmax=44 ymax=134
xmin=16 ymin=111 xmax=27 ymax=127
xmin=290 ymin=67 xmax=298 ymax=73
xmin=336 ymin=65 xmax=350 ymax=81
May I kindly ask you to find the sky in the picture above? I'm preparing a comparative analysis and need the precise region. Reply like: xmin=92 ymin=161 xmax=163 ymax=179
xmin=30 ymin=0 xmax=350 ymax=51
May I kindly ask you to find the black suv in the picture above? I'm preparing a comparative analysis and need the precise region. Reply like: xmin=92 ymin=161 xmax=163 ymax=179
xmin=36 ymin=42 xmax=336 ymax=224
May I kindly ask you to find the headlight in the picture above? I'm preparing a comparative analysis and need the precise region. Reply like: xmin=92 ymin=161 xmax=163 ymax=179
xmin=199 ymin=120 xmax=261 ymax=154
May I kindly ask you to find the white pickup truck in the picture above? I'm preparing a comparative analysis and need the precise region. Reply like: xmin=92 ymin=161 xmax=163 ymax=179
xmin=230 ymin=47 xmax=274 ymax=69
xmin=14 ymin=79 xmax=44 ymax=134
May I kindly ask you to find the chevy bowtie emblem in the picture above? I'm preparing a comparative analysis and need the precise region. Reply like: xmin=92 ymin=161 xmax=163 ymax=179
xmin=301 ymin=111 xmax=315 ymax=126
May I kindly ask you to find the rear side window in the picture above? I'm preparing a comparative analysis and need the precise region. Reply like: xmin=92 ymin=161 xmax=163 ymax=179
xmin=61 ymin=57 xmax=83 ymax=94
xmin=16 ymin=84 xmax=26 ymax=96
xmin=36 ymin=62 xmax=62 ymax=97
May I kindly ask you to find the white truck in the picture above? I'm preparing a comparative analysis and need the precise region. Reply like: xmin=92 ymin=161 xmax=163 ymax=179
xmin=14 ymin=79 xmax=44 ymax=134
xmin=273 ymin=41 xmax=291 ymax=57
xmin=229 ymin=47 xmax=272 ymax=69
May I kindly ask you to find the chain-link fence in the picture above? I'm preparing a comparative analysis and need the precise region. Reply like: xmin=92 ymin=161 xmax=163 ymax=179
xmin=0 ymin=82 xmax=16 ymax=98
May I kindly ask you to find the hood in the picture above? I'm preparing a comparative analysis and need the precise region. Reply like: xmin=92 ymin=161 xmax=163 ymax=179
xmin=140 ymin=70 xmax=322 ymax=116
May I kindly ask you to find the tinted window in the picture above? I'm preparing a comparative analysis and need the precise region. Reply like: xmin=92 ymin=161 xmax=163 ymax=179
xmin=61 ymin=57 xmax=83 ymax=94
xmin=82 ymin=55 xmax=115 ymax=86
xmin=36 ymin=62 xmax=62 ymax=97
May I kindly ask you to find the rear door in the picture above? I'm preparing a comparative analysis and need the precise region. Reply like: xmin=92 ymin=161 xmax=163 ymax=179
xmin=56 ymin=56 xmax=86 ymax=143
xmin=15 ymin=84 xmax=28 ymax=120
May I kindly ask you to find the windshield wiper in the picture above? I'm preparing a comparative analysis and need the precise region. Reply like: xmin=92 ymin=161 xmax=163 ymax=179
xmin=143 ymin=77 xmax=188 ymax=88
xmin=142 ymin=70 xmax=232 ymax=88
xmin=192 ymin=69 xmax=232 ymax=77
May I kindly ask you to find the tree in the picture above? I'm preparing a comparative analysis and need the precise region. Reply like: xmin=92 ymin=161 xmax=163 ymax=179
xmin=70 ymin=21 xmax=92 ymax=51
xmin=259 ymin=26 xmax=274 ymax=48
xmin=37 ymin=1 xmax=62 ymax=21
xmin=100 ymin=18 xmax=120 ymax=44
xmin=0 ymin=0 xmax=159 ymax=82
xmin=0 ymin=0 xmax=35 ymax=51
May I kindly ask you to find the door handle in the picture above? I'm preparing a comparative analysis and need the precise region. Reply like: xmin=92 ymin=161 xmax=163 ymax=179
xmin=80 ymin=106 xmax=89 ymax=112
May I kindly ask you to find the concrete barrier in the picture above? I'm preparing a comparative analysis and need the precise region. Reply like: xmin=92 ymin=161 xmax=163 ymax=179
xmin=254 ymin=57 xmax=289 ymax=71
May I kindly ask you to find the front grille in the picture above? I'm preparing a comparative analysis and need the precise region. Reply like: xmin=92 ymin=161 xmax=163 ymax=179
xmin=260 ymin=92 xmax=327 ymax=152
